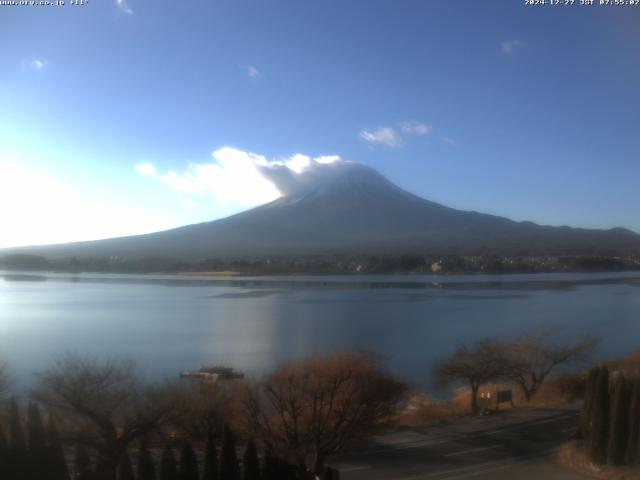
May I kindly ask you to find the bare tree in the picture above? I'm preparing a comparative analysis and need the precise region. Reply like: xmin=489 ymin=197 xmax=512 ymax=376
xmin=433 ymin=340 xmax=510 ymax=414
xmin=505 ymin=331 xmax=598 ymax=401
xmin=32 ymin=355 xmax=175 ymax=479
xmin=164 ymin=380 xmax=234 ymax=441
xmin=241 ymin=352 xmax=407 ymax=474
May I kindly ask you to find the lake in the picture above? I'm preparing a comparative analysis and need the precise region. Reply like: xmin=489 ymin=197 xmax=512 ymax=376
xmin=1 ymin=270 xmax=639 ymax=391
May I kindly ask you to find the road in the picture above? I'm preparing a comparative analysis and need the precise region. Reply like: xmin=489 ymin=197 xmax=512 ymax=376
xmin=328 ymin=406 xmax=591 ymax=480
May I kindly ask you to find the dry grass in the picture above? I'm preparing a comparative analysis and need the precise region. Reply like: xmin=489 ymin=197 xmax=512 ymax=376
xmin=524 ymin=373 xmax=586 ymax=407
xmin=606 ymin=351 xmax=640 ymax=374
xmin=395 ymin=389 xmax=471 ymax=426
xmin=556 ymin=442 xmax=640 ymax=480
xmin=394 ymin=374 xmax=585 ymax=427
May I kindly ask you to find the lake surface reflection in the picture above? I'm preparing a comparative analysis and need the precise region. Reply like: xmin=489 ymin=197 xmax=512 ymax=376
xmin=1 ymin=270 xmax=639 ymax=391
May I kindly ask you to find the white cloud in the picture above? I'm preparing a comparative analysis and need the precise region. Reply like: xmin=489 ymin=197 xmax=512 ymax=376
xmin=401 ymin=122 xmax=432 ymax=136
xmin=243 ymin=65 xmax=260 ymax=79
xmin=135 ymin=162 xmax=157 ymax=178
xmin=501 ymin=40 xmax=524 ymax=55
xmin=181 ymin=198 xmax=199 ymax=209
xmin=360 ymin=121 xmax=433 ymax=148
xmin=315 ymin=155 xmax=341 ymax=164
xmin=283 ymin=154 xmax=311 ymax=174
xmin=116 ymin=0 xmax=133 ymax=15
xmin=138 ymin=147 xmax=343 ymax=208
xmin=24 ymin=59 xmax=48 ymax=71
xmin=442 ymin=136 xmax=456 ymax=146
xmin=359 ymin=127 xmax=404 ymax=148
xmin=32 ymin=59 xmax=47 ymax=70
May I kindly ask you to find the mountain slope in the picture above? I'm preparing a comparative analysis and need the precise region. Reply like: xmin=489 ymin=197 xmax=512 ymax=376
xmin=8 ymin=161 xmax=640 ymax=260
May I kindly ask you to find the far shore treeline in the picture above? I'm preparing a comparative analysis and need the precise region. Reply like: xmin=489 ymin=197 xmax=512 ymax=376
xmin=1 ymin=253 xmax=640 ymax=275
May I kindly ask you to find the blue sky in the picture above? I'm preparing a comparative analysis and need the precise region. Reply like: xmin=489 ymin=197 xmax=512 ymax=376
xmin=1 ymin=0 xmax=639 ymax=247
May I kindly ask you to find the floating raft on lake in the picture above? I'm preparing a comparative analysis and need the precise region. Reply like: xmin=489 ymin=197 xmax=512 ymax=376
xmin=180 ymin=365 xmax=245 ymax=382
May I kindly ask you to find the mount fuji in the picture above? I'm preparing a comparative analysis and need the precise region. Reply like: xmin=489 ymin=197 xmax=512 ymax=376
xmin=7 ymin=161 xmax=640 ymax=261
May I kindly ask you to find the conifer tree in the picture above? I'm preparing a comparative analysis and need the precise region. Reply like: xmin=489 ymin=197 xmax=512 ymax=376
xmin=608 ymin=375 xmax=630 ymax=465
xmin=95 ymin=455 xmax=116 ymax=480
xmin=589 ymin=365 xmax=610 ymax=464
xmin=27 ymin=402 xmax=48 ymax=478
xmin=242 ymin=440 xmax=260 ymax=480
xmin=138 ymin=440 xmax=157 ymax=480
xmin=220 ymin=426 xmax=241 ymax=480
xmin=116 ymin=451 xmax=135 ymax=480
xmin=260 ymin=450 xmax=295 ymax=480
xmin=626 ymin=379 xmax=640 ymax=464
xmin=159 ymin=445 xmax=178 ymax=480
xmin=0 ymin=426 xmax=8 ymax=480
xmin=322 ymin=466 xmax=340 ymax=480
xmin=74 ymin=444 xmax=94 ymax=480
xmin=8 ymin=397 xmax=27 ymax=480
xmin=201 ymin=431 xmax=218 ymax=480
xmin=180 ymin=440 xmax=199 ymax=480
xmin=260 ymin=448 xmax=277 ymax=480
xmin=580 ymin=367 xmax=598 ymax=439
xmin=10 ymin=397 xmax=26 ymax=452
xmin=275 ymin=457 xmax=296 ymax=480
xmin=27 ymin=403 xmax=46 ymax=450
xmin=47 ymin=415 xmax=71 ymax=480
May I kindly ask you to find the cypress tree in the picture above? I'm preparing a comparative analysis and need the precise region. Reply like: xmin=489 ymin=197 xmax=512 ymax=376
xmin=27 ymin=402 xmax=48 ymax=478
xmin=627 ymin=379 xmax=640 ymax=464
xmin=179 ymin=440 xmax=199 ymax=480
xmin=260 ymin=449 xmax=297 ymax=480
xmin=159 ymin=445 xmax=178 ymax=480
xmin=47 ymin=415 xmax=71 ymax=480
xmin=580 ymin=368 xmax=598 ymax=440
xmin=0 ymin=426 xmax=8 ymax=480
xmin=74 ymin=444 xmax=94 ymax=480
xmin=322 ymin=466 xmax=340 ymax=480
xmin=95 ymin=455 xmax=116 ymax=480
xmin=201 ymin=431 xmax=218 ymax=480
xmin=116 ymin=451 xmax=135 ymax=480
xmin=138 ymin=440 xmax=157 ymax=480
xmin=589 ymin=365 xmax=610 ymax=464
xmin=260 ymin=449 xmax=277 ymax=480
xmin=275 ymin=458 xmax=296 ymax=480
xmin=27 ymin=403 xmax=46 ymax=450
xmin=10 ymin=397 xmax=26 ymax=452
xmin=220 ymin=426 xmax=241 ymax=480
xmin=242 ymin=440 xmax=260 ymax=480
xmin=8 ymin=397 xmax=27 ymax=480
xmin=607 ymin=375 xmax=631 ymax=465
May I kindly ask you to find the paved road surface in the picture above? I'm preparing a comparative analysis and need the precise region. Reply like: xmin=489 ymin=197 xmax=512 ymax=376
xmin=328 ymin=406 xmax=591 ymax=480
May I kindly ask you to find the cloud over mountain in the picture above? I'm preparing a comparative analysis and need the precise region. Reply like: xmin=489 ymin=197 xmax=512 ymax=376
xmin=135 ymin=147 xmax=344 ymax=206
